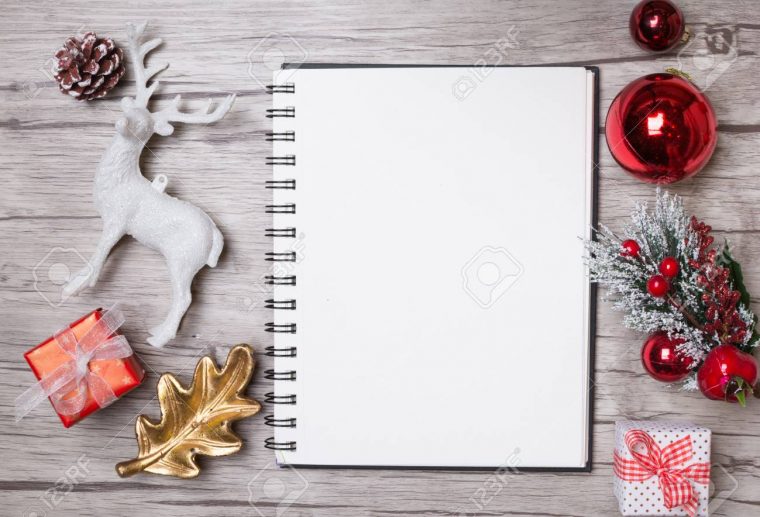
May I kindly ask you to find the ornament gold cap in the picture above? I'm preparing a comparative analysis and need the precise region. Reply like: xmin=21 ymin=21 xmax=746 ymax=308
xmin=664 ymin=67 xmax=693 ymax=82
xmin=681 ymin=26 xmax=691 ymax=44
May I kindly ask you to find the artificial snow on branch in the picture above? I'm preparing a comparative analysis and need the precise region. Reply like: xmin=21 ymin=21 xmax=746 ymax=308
xmin=585 ymin=190 xmax=758 ymax=390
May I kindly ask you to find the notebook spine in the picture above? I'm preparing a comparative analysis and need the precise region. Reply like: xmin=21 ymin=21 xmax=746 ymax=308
xmin=265 ymin=81 xmax=298 ymax=452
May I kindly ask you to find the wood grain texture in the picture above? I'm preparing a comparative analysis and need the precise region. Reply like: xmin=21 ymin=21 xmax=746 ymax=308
xmin=1 ymin=0 xmax=759 ymax=515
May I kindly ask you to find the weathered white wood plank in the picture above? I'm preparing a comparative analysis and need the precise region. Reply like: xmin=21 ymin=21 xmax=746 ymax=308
xmin=2 ymin=1 xmax=760 ymax=516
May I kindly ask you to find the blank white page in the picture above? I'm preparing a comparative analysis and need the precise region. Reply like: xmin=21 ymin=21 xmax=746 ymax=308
xmin=270 ymin=66 xmax=594 ymax=468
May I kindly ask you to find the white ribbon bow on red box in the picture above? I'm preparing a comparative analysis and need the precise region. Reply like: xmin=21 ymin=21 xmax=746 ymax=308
xmin=15 ymin=305 xmax=133 ymax=420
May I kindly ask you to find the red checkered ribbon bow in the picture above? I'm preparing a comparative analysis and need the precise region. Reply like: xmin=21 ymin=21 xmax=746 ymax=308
xmin=614 ymin=429 xmax=710 ymax=517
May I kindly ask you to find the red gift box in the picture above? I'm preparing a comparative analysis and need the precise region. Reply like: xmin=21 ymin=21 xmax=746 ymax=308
xmin=22 ymin=307 xmax=144 ymax=427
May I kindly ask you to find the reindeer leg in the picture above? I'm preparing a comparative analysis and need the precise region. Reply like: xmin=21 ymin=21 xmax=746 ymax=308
xmin=63 ymin=225 xmax=125 ymax=298
xmin=147 ymin=262 xmax=195 ymax=348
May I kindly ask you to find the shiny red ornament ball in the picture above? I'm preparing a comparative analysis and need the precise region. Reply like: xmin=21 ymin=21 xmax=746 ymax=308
xmin=630 ymin=0 xmax=686 ymax=52
xmin=697 ymin=344 xmax=758 ymax=404
xmin=641 ymin=332 xmax=692 ymax=382
xmin=659 ymin=256 xmax=679 ymax=278
xmin=606 ymin=73 xmax=717 ymax=184
xmin=621 ymin=239 xmax=640 ymax=257
xmin=647 ymin=274 xmax=669 ymax=297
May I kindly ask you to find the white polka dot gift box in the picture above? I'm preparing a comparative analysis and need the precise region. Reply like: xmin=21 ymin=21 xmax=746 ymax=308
xmin=613 ymin=421 xmax=711 ymax=516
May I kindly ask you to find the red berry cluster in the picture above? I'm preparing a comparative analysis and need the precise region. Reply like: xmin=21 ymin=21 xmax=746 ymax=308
xmin=686 ymin=216 xmax=748 ymax=347
xmin=686 ymin=216 xmax=715 ymax=268
xmin=686 ymin=216 xmax=758 ymax=403
xmin=621 ymin=239 xmax=679 ymax=297
xmin=698 ymin=267 xmax=747 ymax=346
xmin=647 ymin=256 xmax=680 ymax=297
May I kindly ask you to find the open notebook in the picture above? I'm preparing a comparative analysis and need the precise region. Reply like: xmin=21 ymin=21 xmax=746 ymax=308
xmin=265 ymin=65 xmax=597 ymax=470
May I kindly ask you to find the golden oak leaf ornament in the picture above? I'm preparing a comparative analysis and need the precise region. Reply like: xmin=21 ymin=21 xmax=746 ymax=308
xmin=116 ymin=344 xmax=260 ymax=478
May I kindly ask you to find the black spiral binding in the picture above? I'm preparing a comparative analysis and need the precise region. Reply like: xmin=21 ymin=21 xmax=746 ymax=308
xmin=266 ymin=83 xmax=295 ymax=94
xmin=265 ymin=392 xmax=297 ymax=404
xmin=265 ymin=82 xmax=298 ymax=452
xmin=265 ymin=369 xmax=297 ymax=380
xmin=265 ymin=204 xmax=296 ymax=214
xmin=265 ymin=251 xmax=296 ymax=262
xmin=265 ymin=275 xmax=296 ymax=286
xmin=266 ymin=180 xmax=296 ymax=190
xmin=265 ymin=227 xmax=296 ymax=238
xmin=265 ymin=415 xmax=297 ymax=427
xmin=265 ymin=299 xmax=296 ymax=310
xmin=265 ymin=322 xmax=297 ymax=333
xmin=266 ymin=131 xmax=295 ymax=142
xmin=266 ymin=107 xmax=295 ymax=118
xmin=266 ymin=155 xmax=296 ymax=166
xmin=265 ymin=436 xmax=296 ymax=450
xmin=265 ymin=345 xmax=297 ymax=357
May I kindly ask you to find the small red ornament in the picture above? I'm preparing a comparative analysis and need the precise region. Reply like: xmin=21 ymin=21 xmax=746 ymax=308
xmin=641 ymin=332 xmax=692 ymax=382
xmin=606 ymin=73 xmax=717 ymax=184
xmin=647 ymin=274 xmax=669 ymax=297
xmin=697 ymin=344 xmax=758 ymax=405
xmin=621 ymin=239 xmax=640 ymax=257
xmin=659 ymin=256 xmax=679 ymax=278
xmin=630 ymin=0 xmax=686 ymax=52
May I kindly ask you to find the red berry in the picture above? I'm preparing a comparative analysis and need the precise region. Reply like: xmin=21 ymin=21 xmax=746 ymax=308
xmin=621 ymin=239 xmax=640 ymax=257
xmin=697 ymin=344 xmax=758 ymax=404
xmin=647 ymin=274 xmax=669 ymax=297
xmin=659 ymin=256 xmax=679 ymax=278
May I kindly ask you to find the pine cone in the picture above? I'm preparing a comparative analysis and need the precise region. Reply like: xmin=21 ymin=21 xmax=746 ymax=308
xmin=54 ymin=32 xmax=125 ymax=101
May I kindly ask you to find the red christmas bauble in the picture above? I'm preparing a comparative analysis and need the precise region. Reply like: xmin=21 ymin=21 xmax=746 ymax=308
xmin=630 ymin=0 xmax=685 ymax=52
xmin=659 ymin=256 xmax=679 ymax=278
xmin=647 ymin=274 xmax=669 ymax=297
xmin=621 ymin=239 xmax=641 ymax=257
xmin=697 ymin=344 xmax=758 ymax=403
xmin=606 ymin=73 xmax=717 ymax=184
xmin=641 ymin=332 xmax=692 ymax=382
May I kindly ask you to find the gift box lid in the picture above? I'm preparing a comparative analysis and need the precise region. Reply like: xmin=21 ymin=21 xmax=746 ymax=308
xmin=615 ymin=420 xmax=711 ymax=439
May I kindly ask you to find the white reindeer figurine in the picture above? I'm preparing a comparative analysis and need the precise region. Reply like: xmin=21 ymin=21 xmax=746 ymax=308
xmin=64 ymin=22 xmax=234 ymax=347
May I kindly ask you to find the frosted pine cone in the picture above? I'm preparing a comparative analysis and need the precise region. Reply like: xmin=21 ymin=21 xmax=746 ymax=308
xmin=54 ymin=32 xmax=125 ymax=100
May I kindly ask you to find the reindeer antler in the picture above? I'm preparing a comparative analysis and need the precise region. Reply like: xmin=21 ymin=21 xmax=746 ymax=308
xmin=125 ymin=21 xmax=168 ymax=107
xmin=123 ymin=22 xmax=235 ymax=133
xmin=154 ymin=94 xmax=236 ymax=125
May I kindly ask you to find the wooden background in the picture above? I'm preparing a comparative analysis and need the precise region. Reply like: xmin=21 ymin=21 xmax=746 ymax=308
xmin=1 ymin=0 xmax=759 ymax=515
